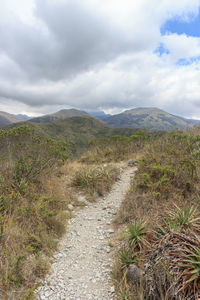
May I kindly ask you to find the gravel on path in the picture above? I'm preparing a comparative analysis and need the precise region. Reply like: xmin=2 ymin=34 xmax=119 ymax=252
xmin=36 ymin=166 xmax=137 ymax=300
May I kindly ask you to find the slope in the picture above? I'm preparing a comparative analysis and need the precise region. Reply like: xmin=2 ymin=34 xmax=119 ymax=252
xmin=104 ymin=107 xmax=199 ymax=130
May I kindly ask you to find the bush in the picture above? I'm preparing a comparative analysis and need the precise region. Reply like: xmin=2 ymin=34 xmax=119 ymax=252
xmin=0 ymin=126 xmax=69 ymax=183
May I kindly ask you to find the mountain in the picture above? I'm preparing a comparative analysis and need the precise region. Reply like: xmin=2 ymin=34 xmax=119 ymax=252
xmin=0 ymin=111 xmax=30 ymax=126
xmin=103 ymin=107 xmax=199 ymax=131
xmin=7 ymin=116 xmax=144 ymax=156
xmin=88 ymin=111 xmax=111 ymax=121
xmin=29 ymin=109 xmax=89 ymax=123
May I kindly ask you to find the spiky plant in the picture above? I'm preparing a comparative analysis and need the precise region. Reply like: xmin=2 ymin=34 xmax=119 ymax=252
xmin=169 ymin=205 xmax=200 ymax=229
xmin=179 ymin=244 xmax=200 ymax=296
xmin=127 ymin=221 xmax=147 ymax=249
xmin=119 ymin=248 xmax=138 ymax=269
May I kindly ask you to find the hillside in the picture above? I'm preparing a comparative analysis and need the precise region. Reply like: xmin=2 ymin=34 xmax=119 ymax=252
xmin=103 ymin=107 xmax=199 ymax=130
xmin=29 ymin=109 xmax=89 ymax=123
xmin=9 ymin=116 xmax=142 ymax=156
xmin=0 ymin=111 xmax=30 ymax=126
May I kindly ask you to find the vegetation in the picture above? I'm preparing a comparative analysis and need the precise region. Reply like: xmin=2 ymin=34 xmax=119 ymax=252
xmin=113 ymin=129 xmax=200 ymax=299
xmin=113 ymin=128 xmax=200 ymax=300
xmin=2 ymin=118 xmax=200 ymax=299
xmin=0 ymin=127 xmax=71 ymax=299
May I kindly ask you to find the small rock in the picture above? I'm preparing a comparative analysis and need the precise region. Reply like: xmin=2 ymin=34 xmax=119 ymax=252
xmin=77 ymin=195 xmax=86 ymax=203
xmin=68 ymin=204 xmax=74 ymax=210
xmin=127 ymin=264 xmax=144 ymax=285
xmin=110 ymin=286 xmax=115 ymax=293
xmin=114 ymin=173 xmax=120 ymax=181
xmin=128 ymin=159 xmax=137 ymax=167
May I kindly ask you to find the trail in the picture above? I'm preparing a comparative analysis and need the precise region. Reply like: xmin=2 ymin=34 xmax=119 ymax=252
xmin=36 ymin=166 xmax=136 ymax=300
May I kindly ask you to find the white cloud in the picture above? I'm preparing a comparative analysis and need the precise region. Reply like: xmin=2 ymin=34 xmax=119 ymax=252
xmin=1 ymin=0 xmax=200 ymax=117
xmin=162 ymin=34 xmax=200 ymax=61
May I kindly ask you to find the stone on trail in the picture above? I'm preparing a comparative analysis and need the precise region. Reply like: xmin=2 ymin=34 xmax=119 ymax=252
xmin=67 ymin=204 xmax=74 ymax=210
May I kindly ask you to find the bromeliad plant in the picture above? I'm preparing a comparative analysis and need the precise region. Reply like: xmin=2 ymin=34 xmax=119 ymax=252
xmin=157 ymin=205 xmax=200 ymax=237
xmin=168 ymin=205 xmax=200 ymax=230
xmin=119 ymin=248 xmax=138 ymax=270
xmin=152 ymin=206 xmax=200 ymax=299
xmin=127 ymin=221 xmax=147 ymax=249
xmin=179 ymin=244 xmax=200 ymax=294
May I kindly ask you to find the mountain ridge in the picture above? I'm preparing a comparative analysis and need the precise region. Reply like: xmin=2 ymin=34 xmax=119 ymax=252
xmin=102 ymin=107 xmax=199 ymax=130
xmin=0 ymin=111 xmax=30 ymax=126
xmin=1 ymin=107 xmax=199 ymax=131
xmin=29 ymin=109 xmax=89 ymax=123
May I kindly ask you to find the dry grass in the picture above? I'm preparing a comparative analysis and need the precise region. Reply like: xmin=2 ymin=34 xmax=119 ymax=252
xmin=0 ymin=168 xmax=75 ymax=299
xmin=0 ymin=127 xmax=75 ymax=299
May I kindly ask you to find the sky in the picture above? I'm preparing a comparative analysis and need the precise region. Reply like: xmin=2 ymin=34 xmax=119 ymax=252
xmin=1 ymin=0 xmax=200 ymax=118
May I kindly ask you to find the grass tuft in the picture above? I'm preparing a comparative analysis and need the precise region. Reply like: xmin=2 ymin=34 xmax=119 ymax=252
xmin=72 ymin=165 xmax=119 ymax=198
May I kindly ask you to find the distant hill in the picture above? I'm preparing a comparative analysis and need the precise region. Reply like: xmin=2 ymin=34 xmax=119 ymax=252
xmin=103 ymin=107 xmax=199 ymax=131
xmin=29 ymin=109 xmax=89 ymax=123
xmin=0 ymin=111 xmax=30 ymax=126
xmin=7 ymin=116 xmax=145 ymax=156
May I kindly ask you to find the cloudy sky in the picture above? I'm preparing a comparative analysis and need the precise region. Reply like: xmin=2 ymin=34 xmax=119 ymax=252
xmin=1 ymin=0 xmax=200 ymax=117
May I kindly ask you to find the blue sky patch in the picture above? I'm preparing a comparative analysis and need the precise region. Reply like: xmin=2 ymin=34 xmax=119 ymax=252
xmin=176 ymin=56 xmax=200 ymax=66
xmin=161 ymin=9 xmax=200 ymax=37
xmin=154 ymin=43 xmax=170 ymax=56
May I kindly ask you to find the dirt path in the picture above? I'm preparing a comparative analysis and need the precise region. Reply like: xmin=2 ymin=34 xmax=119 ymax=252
xmin=36 ymin=166 xmax=136 ymax=300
